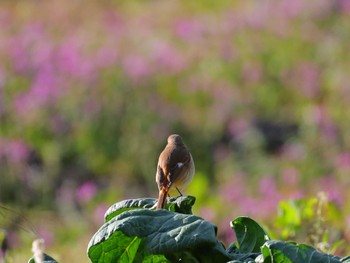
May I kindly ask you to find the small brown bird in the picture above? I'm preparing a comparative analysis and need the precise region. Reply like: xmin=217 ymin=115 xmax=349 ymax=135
xmin=156 ymin=134 xmax=195 ymax=209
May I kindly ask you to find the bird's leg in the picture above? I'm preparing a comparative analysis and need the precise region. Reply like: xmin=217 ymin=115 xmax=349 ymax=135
xmin=175 ymin=187 xmax=183 ymax=196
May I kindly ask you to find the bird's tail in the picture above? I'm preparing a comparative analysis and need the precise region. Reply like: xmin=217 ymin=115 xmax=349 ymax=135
xmin=156 ymin=186 xmax=169 ymax=209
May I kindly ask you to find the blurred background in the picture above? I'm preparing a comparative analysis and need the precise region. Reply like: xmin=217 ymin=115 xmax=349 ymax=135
xmin=1 ymin=0 xmax=350 ymax=261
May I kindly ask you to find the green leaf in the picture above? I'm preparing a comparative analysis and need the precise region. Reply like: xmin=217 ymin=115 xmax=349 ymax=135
xmin=104 ymin=196 xmax=196 ymax=222
xmin=165 ymin=195 xmax=196 ymax=214
xmin=261 ymin=240 xmax=341 ymax=263
xmin=142 ymin=254 xmax=170 ymax=263
xmin=230 ymin=216 xmax=270 ymax=253
xmin=104 ymin=198 xmax=156 ymax=222
xmin=88 ymin=209 xmax=230 ymax=263
xmin=88 ymin=228 xmax=143 ymax=262
xmin=28 ymin=253 xmax=59 ymax=263
xmin=341 ymin=256 xmax=350 ymax=262
xmin=226 ymin=242 xmax=261 ymax=262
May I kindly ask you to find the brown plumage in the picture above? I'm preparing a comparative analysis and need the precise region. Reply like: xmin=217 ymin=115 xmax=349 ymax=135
xmin=156 ymin=134 xmax=195 ymax=209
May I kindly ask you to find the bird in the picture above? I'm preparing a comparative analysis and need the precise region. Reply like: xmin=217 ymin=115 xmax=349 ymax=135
xmin=156 ymin=134 xmax=195 ymax=209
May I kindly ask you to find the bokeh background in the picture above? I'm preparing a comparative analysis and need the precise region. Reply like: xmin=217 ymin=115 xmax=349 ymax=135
xmin=1 ymin=0 xmax=350 ymax=261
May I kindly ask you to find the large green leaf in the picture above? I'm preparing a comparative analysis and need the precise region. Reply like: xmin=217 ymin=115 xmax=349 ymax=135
xmin=226 ymin=242 xmax=261 ymax=262
xmin=88 ymin=209 xmax=230 ymax=263
xmin=88 ymin=230 xmax=143 ymax=262
xmin=104 ymin=196 xmax=196 ymax=222
xmin=230 ymin=216 xmax=270 ymax=253
xmin=104 ymin=198 xmax=156 ymax=222
xmin=261 ymin=240 xmax=341 ymax=263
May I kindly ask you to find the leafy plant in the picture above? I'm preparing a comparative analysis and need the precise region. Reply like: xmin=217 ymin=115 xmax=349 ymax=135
xmin=87 ymin=196 xmax=350 ymax=263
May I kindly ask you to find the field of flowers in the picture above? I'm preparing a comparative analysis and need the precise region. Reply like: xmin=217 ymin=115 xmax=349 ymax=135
xmin=1 ymin=0 xmax=350 ymax=261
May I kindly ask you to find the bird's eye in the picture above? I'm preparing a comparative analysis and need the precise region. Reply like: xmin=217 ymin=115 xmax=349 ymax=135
xmin=177 ymin=163 xmax=184 ymax=168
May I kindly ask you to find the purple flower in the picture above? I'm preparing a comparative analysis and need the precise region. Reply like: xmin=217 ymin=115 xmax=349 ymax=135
xmin=122 ymin=55 xmax=150 ymax=79
xmin=277 ymin=0 xmax=304 ymax=18
xmin=0 ymin=68 xmax=4 ymax=89
xmin=318 ymin=177 xmax=344 ymax=206
xmin=15 ymin=70 xmax=60 ymax=115
xmin=280 ymin=168 xmax=305 ymax=199
xmin=76 ymin=181 xmax=97 ymax=203
xmin=0 ymin=68 xmax=4 ymax=116
xmin=311 ymin=105 xmax=338 ymax=139
xmin=9 ymin=38 xmax=30 ymax=74
xmin=227 ymin=118 xmax=251 ymax=144
xmin=0 ymin=139 xmax=29 ymax=163
xmin=0 ymin=9 xmax=11 ymax=27
xmin=94 ymin=47 xmax=118 ymax=68
xmin=8 ymin=23 xmax=46 ymax=74
xmin=9 ymin=141 xmax=29 ymax=162
xmin=296 ymin=62 xmax=320 ymax=98
xmin=335 ymin=152 xmax=350 ymax=169
xmin=174 ymin=19 xmax=203 ymax=41
xmin=339 ymin=0 xmax=350 ymax=14
xmin=281 ymin=168 xmax=299 ymax=186
xmin=220 ymin=173 xmax=247 ymax=203
xmin=259 ymin=176 xmax=277 ymax=197
xmin=242 ymin=62 xmax=262 ymax=84
xmin=151 ymin=41 xmax=186 ymax=74
xmin=245 ymin=3 xmax=268 ymax=29
xmin=56 ymin=38 xmax=96 ymax=81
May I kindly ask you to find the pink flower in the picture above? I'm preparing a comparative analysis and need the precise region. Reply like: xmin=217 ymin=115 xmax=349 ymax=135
xmin=281 ymin=168 xmax=299 ymax=186
xmin=277 ymin=0 xmax=304 ymax=18
xmin=95 ymin=47 xmax=118 ymax=68
xmin=76 ymin=181 xmax=97 ymax=203
xmin=151 ymin=41 xmax=186 ymax=74
xmin=0 ymin=68 xmax=4 ymax=116
xmin=122 ymin=55 xmax=150 ymax=79
xmin=242 ymin=62 xmax=263 ymax=84
xmin=259 ymin=176 xmax=278 ymax=197
xmin=0 ymin=139 xmax=29 ymax=163
xmin=335 ymin=152 xmax=350 ymax=169
xmin=0 ymin=68 xmax=4 ymax=89
xmin=339 ymin=0 xmax=350 ymax=14
xmin=220 ymin=173 xmax=247 ymax=203
xmin=56 ymin=39 xmax=95 ymax=80
xmin=174 ymin=19 xmax=203 ymax=41
xmin=9 ymin=141 xmax=29 ymax=162
xmin=318 ymin=177 xmax=344 ymax=205
xmin=15 ymin=70 xmax=60 ymax=115
xmin=297 ymin=63 xmax=320 ymax=98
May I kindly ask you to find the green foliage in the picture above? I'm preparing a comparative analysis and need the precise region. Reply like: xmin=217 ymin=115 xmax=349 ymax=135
xmin=88 ymin=196 xmax=230 ymax=263
xmin=104 ymin=196 xmax=196 ymax=222
xmin=231 ymin=217 xmax=270 ymax=253
xmin=275 ymin=192 xmax=344 ymax=254
xmin=261 ymin=241 xmax=341 ymax=263
xmin=4 ymin=1 xmax=350 ymax=261
xmin=277 ymin=198 xmax=317 ymax=239
xmin=87 ymin=196 xmax=349 ymax=263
